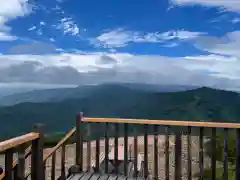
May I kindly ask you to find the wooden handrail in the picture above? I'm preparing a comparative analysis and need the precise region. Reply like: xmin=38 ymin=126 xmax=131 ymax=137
xmin=83 ymin=117 xmax=240 ymax=129
xmin=44 ymin=127 xmax=76 ymax=161
xmin=0 ymin=133 xmax=39 ymax=153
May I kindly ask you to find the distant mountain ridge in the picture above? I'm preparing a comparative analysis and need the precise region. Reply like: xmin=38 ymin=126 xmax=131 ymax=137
xmin=0 ymin=83 xmax=198 ymax=106
xmin=0 ymin=85 xmax=239 ymax=139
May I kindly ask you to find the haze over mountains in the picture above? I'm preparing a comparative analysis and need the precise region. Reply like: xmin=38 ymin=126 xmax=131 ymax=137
xmin=0 ymin=83 xmax=198 ymax=106
xmin=0 ymin=83 xmax=240 ymax=139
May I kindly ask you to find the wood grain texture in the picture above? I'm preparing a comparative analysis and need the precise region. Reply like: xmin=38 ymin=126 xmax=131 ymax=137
xmin=0 ymin=133 xmax=39 ymax=153
xmin=83 ymin=117 xmax=240 ymax=128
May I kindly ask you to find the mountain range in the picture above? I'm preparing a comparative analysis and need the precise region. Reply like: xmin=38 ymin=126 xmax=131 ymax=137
xmin=0 ymin=83 xmax=197 ymax=106
xmin=0 ymin=83 xmax=239 ymax=139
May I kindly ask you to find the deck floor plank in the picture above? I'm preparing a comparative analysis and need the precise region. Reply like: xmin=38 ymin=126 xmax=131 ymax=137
xmin=68 ymin=172 xmax=85 ymax=180
xmin=107 ymin=175 xmax=118 ymax=180
xmin=97 ymin=174 xmax=109 ymax=180
xmin=116 ymin=176 xmax=127 ymax=180
xmin=89 ymin=173 xmax=101 ymax=180
xmin=69 ymin=173 xmax=140 ymax=180
xmin=80 ymin=172 xmax=94 ymax=180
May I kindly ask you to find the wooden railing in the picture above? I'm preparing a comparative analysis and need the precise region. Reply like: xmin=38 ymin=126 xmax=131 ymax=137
xmin=1 ymin=113 xmax=240 ymax=180
xmin=0 ymin=124 xmax=44 ymax=180
xmin=79 ymin=116 xmax=240 ymax=180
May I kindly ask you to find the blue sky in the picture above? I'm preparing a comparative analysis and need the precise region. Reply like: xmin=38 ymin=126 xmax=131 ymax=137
xmin=0 ymin=0 xmax=240 ymax=91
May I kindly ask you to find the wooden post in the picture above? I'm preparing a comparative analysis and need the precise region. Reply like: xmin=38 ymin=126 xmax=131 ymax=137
xmin=60 ymin=144 xmax=66 ymax=179
xmin=31 ymin=123 xmax=45 ymax=180
xmin=5 ymin=148 xmax=13 ymax=180
xmin=75 ymin=112 xmax=83 ymax=171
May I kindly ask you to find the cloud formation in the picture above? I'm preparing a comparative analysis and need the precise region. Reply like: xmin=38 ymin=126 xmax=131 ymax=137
xmin=194 ymin=31 xmax=240 ymax=58
xmin=92 ymin=29 xmax=203 ymax=48
xmin=0 ymin=0 xmax=33 ymax=41
xmin=54 ymin=17 xmax=80 ymax=36
xmin=170 ymin=0 xmax=240 ymax=13
xmin=0 ymin=53 xmax=240 ymax=91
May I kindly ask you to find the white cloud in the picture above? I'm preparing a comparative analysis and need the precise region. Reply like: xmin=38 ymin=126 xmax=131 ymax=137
xmin=40 ymin=21 xmax=46 ymax=26
xmin=28 ymin=26 xmax=36 ymax=31
xmin=170 ymin=0 xmax=240 ymax=13
xmin=0 ymin=0 xmax=33 ymax=41
xmin=93 ymin=28 xmax=203 ymax=48
xmin=55 ymin=17 xmax=80 ymax=36
xmin=232 ymin=17 xmax=240 ymax=24
xmin=0 ymin=52 xmax=240 ymax=90
xmin=0 ymin=32 xmax=18 ymax=41
xmin=194 ymin=31 xmax=240 ymax=58
xmin=190 ymin=31 xmax=240 ymax=81
xmin=36 ymin=29 xmax=43 ymax=36
xmin=49 ymin=38 xmax=55 ymax=42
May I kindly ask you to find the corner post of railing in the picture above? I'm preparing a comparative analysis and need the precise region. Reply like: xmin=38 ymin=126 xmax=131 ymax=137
xmin=75 ymin=112 xmax=83 ymax=171
xmin=31 ymin=123 xmax=45 ymax=180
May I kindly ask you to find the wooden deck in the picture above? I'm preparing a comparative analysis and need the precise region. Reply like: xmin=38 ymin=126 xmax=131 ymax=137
xmin=67 ymin=172 xmax=145 ymax=180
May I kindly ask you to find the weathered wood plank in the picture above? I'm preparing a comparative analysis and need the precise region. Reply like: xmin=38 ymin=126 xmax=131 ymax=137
xmin=107 ymin=175 xmax=118 ymax=180
xmin=83 ymin=117 xmax=240 ymax=129
xmin=68 ymin=172 xmax=85 ymax=180
xmin=0 ymin=133 xmax=39 ymax=153
xmin=89 ymin=173 xmax=100 ymax=180
xmin=97 ymin=174 xmax=109 ymax=180
xmin=117 ymin=176 xmax=127 ymax=180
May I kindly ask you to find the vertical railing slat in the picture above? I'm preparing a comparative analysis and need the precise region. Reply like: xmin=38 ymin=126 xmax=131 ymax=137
xmin=87 ymin=141 xmax=91 ymax=171
xmin=17 ymin=145 xmax=25 ymax=180
xmin=175 ymin=128 xmax=182 ymax=180
xmin=199 ymin=127 xmax=204 ymax=180
xmin=134 ymin=128 xmax=138 ymax=177
xmin=236 ymin=129 xmax=240 ymax=180
xmin=61 ymin=144 xmax=66 ymax=179
xmin=5 ymin=148 xmax=13 ymax=180
xmin=187 ymin=127 xmax=192 ymax=180
xmin=114 ymin=123 xmax=119 ymax=174
xmin=124 ymin=123 xmax=128 ymax=176
xmin=165 ymin=126 xmax=169 ymax=180
xmin=95 ymin=136 xmax=100 ymax=172
xmin=212 ymin=127 xmax=216 ymax=180
xmin=76 ymin=112 xmax=83 ymax=171
xmin=31 ymin=124 xmax=44 ymax=180
xmin=51 ymin=152 xmax=56 ymax=180
xmin=153 ymin=125 xmax=158 ymax=180
xmin=144 ymin=124 xmax=148 ymax=178
xmin=104 ymin=123 xmax=109 ymax=174
xmin=86 ymin=123 xmax=91 ymax=171
xmin=223 ymin=128 xmax=228 ymax=180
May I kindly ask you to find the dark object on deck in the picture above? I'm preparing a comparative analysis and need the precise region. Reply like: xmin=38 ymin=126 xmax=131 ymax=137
xmin=0 ymin=167 xmax=3 ymax=176
xmin=67 ymin=165 xmax=82 ymax=178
